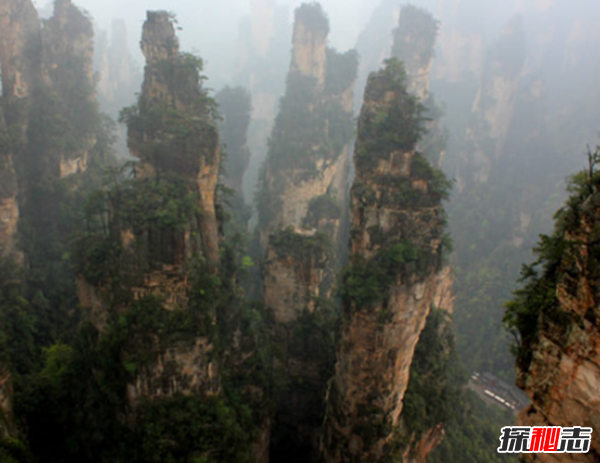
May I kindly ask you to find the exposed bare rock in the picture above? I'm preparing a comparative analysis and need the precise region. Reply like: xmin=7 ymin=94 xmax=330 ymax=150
xmin=76 ymin=12 xmax=224 ymax=404
xmin=434 ymin=265 xmax=456 ymax=315
xmin=263 ymin=245 xmax=326 ymax=324
xmin=141 ymin=11 xmax=179 ymax=64
xmin=0 ymin=195 xmax=19 ymax=258
xmin=216 ymin=86 xmax=252 ymax=209
xmin=402 ymin=424 xmax=445 ymax=463
xmin=0 ymin=0 xmax=41 ymax=102
xmin=259 ymin=1 xmax=356 ymax=317
xmin=76 ymin=275 xmax=110 ymax=332
xmin=257 ymin=3 xmax=358 ymax=459
xmin=38 ymin=0 xmax=97 ymax=179
xmin=291 ymin=4 xmax=328 ymax=89
xmin=322 ymin=60 xmax=450 ymax=462
xmin=0 ymin=0 xmax=41 ymax=257
xmin=392 ymin=5 xmax=438 ymax=100
xmin=43 ymin=0 xmax=94 ymax=89
xmin=126 ymin=337 xmax=220 ymax=403
xmin=234 ymin=1 xmax=290 ymax=205
xmin=128 ymin=10 xmax=221 ymax=266
xmin=0 ymin=108 xmax=20 ymax=257
xmin=459 ymin=16 xmax=526 ymax=186
xmin=95 ymin=20 xmax=140 ymax=118
xmin=0 ymin=0 xmax=97 ymax=187
xmin=391 ymin=6 xmax=447 ymax=170
xmin=252 ymin=419 xmax=272 ymax=463
xmin=511 ymin=180 xmax=600 ymax=462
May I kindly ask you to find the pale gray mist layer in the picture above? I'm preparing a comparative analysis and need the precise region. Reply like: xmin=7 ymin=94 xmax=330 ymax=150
xmin=41 ymin=0 xmax=597 ymax=91
xmin=48 ymin=0 xmax=600 ymax=216
xmin=46 ymin=0 xmax=373 ymax=84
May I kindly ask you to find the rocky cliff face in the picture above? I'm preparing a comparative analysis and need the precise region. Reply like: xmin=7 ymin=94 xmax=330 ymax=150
xmin=506 ymin=161 xmax=600 ymax=462
xmin=0 ymin=0 xmax=98 ymax=194
xmin=40 ymin=0 xmax=96 ymax=179
xmin=96 ymin=20 xmax=139 ymax=117
xmin=388 ymin=11 xmax=457 ymax=459
xmin=0 ymin=0 xmax=41 ymax=102
xmin=0 ymin=0 xmax=41 ymax=258
xmin=95 ymin=20 xmax=140 ymax=158
xmin=458 ymin=16 xmax=525 ymax=186
xmin=128 ymin=11 xmax=221 ymax=267
xmin=0 ymin=0 xmax=99 ymax=438
xmin=71 ymin=12 xmax=268 ymax=462
xmin=391 ymin=5 xmax=438 ymax=101
xmin=258 ymin=4 xmax=355 ymax=244
xmin=234 ymin=2 xmax=290 ymax=205
xmin=321 ymin=59 xmax=451 ymax=463
xmin=290 ymin=6 xmax=328 ymax=89
xmin=216 ymin=86 xmax=252 ymax=214
xmin=0 ymin=109 xmax=20 ymax=258
xmin=77 ymin=11 xmax=223 ymax=402
xmin=257 ymin=3 xmax=357 ymax=460
xmin=391 ymin=5 xmax=446 ymax=169
xmin=43 ymin=0 xmax=94 ymax=88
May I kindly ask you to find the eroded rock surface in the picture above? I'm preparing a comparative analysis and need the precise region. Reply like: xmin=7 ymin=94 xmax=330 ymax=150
xmin=514 ymin=181 xmax=600 ymax=462
xmin=322 ymin=61 xmax=450 ymax=463
xmin=257 ymin=3 xmax=357 ymax=460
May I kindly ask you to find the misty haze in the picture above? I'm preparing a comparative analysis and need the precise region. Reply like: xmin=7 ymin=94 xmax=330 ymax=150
xmin=0 ymin=0 xmax=599 ymax=462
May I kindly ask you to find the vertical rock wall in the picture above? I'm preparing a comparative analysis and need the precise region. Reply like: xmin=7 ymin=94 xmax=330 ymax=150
xmin=0 ymin=0 xmax=102 ymax=444
xmin=216 ymin=86 xmax=252 ymax=210
xmin=322 ymin=60 xmax=450 ymax=462
xmin=257 ymin=3 xmax=357 ymax=460
xmin=128 ymin=11 xmax=221 ymax=267
xmin=458 ymin=16 xmax=526 ymax=186
xmin=96 ymin=20 xmax=139 ymax=117
xmin=391 ymin=5 xmax=438 ymax=101
xmin=391 ymin=6 xmax=446 ymax=169
xmin=513 ymin=179 xmax=600 ymax=462
xmin=76 ymin=12 xmax=271 ymax=462
xmin=41 ymin=0 xmax=96 ymax=178
xmin=0 ymin=0 xmax=41 ymax=102
xmin=0 ymin=0 xmax=41 ymax=257
xmin=77 ymin=11 xmax=223 ymax=401
xmin=0 ymin=109 xmax=20 ymax=258
xmin=234 ymin=1 xmax=290 ymax=205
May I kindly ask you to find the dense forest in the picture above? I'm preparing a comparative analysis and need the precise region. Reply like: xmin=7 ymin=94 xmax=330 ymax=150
xmin=0 ymin=0 xmax=599 ymax=462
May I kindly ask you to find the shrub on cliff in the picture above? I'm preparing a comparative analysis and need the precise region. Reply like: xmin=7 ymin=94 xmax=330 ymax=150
xmin=504 ymin=147 xmax=600 ymax=370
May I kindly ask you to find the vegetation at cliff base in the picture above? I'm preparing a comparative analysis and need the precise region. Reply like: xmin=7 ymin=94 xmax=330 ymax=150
xmin=399 ymin=309 xmax=519 ymax=463
xmin=397 ymin=308 xmax=464 ymax=450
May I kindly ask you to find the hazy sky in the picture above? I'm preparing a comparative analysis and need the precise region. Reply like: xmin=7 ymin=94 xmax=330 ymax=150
xmin=36 ymin=0 xmax=369 ymax=79
xmin=64 ymin=0 xmax=372 ymax=49
xmin=33 ymin=0 xmax=600 ymax=90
